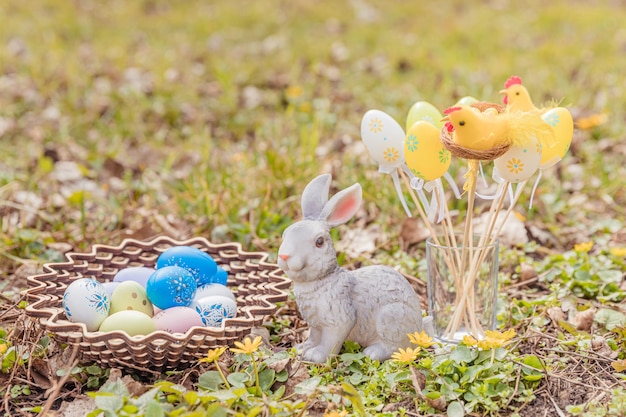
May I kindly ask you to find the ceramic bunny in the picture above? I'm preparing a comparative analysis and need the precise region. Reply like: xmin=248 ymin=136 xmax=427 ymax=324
xmin=277 ymin=174 xmax=428 ymax=363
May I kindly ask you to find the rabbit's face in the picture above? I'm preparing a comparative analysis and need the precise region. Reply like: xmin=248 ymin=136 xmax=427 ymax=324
xmin=277 ymin=220 xmax=338 ymax=283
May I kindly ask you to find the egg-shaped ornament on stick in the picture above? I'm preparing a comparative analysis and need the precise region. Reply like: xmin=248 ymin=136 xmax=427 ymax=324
xmin=404 ymin=121 xmax=453 ymax=223
xmin=360 ymin=109 xmax=412 ymax=216
xmin=406 ymin=101 xmax=444 ymax=132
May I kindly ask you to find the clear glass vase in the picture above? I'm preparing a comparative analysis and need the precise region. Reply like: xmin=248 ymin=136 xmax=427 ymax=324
xmin=426 ymin=234 xmax=499 ymax=344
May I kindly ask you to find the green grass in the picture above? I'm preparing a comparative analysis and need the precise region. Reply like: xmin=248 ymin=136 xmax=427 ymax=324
xmin=1 ymin=0 xmax=626 ymax=415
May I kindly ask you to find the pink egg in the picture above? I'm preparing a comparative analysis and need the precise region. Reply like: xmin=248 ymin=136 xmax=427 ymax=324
xmin=152 ymin=306 xmax=203 ymax=333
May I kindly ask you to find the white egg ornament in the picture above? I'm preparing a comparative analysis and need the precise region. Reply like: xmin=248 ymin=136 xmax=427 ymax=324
xmin=152 ymin=307 xmax=204 ymax=333
xmin=493 ymin=136 xmax=542 ymax=183
xmin=191 ymin=295 xmax=237 ymax=327
xmin=360 ymin=109 xmax=406 ymax=174
xmin=194 ymin=283 xmax=236 ymax=302
xmin=62 ymin=278 xmax=110 ymax=331
xmin=157 ymin=246 xmax=218 ymax=286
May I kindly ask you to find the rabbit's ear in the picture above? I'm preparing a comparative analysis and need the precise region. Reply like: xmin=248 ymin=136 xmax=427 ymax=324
xmin=301 ymin=174 xmax=332 ymax=219
xmin=321 ymin=183 xmax=362 ymax=227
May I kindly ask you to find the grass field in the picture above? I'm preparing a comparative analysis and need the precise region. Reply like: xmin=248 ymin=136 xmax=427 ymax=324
xmin=1 ymin=0 xmax=625 ymax=415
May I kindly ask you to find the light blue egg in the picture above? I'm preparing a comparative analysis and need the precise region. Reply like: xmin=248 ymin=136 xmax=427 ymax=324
xmin=213 ymin=266 xmax=228 ymax=285
xmin=156 ymin=246 xmax=218 ymax=286
xmin=146 ymin=266 xmax=197 ymax=310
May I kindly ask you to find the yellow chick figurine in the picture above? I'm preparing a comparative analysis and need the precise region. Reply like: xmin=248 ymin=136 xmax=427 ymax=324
xmin=499 ymin=76 xmax=540 ymax=112
xmin=442 ymin=105 xmax=554 ymax=152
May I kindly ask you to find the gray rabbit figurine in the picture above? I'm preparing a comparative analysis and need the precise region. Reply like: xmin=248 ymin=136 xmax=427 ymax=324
xmin=277 ymin=174 xmax=428 ymax=363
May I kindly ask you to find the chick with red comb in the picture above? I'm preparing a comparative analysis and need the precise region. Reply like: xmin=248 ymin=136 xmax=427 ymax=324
xmin=502 ymin=76 xmax=523 ymax=105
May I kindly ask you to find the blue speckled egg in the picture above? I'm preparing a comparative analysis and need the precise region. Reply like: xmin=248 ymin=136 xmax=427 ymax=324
xmin=213 ymin=266 xmax=228 ymax=285
xmin=156 ymin=246 xmax=218 ymax=286
xmin=146 ymin=266 xmax=197 ymax=310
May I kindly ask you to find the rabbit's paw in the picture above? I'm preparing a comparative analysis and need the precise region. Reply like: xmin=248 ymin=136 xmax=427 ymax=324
xmin=363 ymin=343 xmax=395 ymax=361
xmin=301 ymin=346 xmax=331 ymax=364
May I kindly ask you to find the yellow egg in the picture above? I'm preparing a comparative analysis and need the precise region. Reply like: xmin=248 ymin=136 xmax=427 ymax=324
xmin=110 ymin=281 xmax=154 ymax=317
xmin=540 ymin=107 xmax=573 ymax=169
xmin=99 ymin=310 xmax=156 ymax=336
xmin=404 ymin=121 xmax=451 ymax=181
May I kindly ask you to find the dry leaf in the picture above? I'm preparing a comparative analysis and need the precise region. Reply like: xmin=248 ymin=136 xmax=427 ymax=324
xmin=572 ymin=309 xmax=595 ymax=331
xmin=546 ymin=306 xmax=566 ymax=324
xmin=399 ymin=217 xmax=430 ymax=250
xmin=520 ymin=263 xmax=538 ymax=281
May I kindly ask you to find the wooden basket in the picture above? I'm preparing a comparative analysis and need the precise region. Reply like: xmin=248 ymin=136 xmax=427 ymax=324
xmin=24 ymin=236 xmax=291 ymax=372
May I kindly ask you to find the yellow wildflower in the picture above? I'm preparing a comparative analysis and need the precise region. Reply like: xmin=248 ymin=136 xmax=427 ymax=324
xmin=285 ymin=85 xmax=303 ymax=100
xmin=391 ymin=347 xmax=420 ymax=363
xmin=199 ymin=346 xmax=226 ymax=363
xmin=574 ymin=241 xmax=593 ymax=253
xmin=576 ymin=113 xmax=608 ymax=131
xmin=477 ymin=329 xmax=516 ymax=349
xmin=462 ymin=335 xmax=478 ymax=346
xmin=612 ymin=359 xmax=626 ymax=372
xmin=230 ymin=336 xmax=263 ymax=355
xmin=408 ymin=331 xmax=435 ymax=348
xmin=324 ymin=411 xmax=348 ymax=417
xmin=0 ymin=343 xmax=8 ymax=354
xmin=609 ymin=247 xmax=626 ymax=257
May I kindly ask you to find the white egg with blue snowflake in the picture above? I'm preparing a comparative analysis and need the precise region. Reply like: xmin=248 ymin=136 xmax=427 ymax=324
xmin=156 ymin=246 xmax=218 ymax=286
xmin=146 ymin=266 xmax=197 ymax=310
xmin=62 ymin=278 xmax=110 ymax=331
xmin=191 ymin=295 xmax=237 ymax=327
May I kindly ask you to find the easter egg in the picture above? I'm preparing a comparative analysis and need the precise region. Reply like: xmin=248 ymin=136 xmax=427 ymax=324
xmin=98 ymin=310 xmax=156 ymax=336
xmin=360 ymin=110 xmax=406 ymax=174
xmin=109 ymin=281 xmax=154 ymax=317
xmin=113 ymin=266 xmax=155 ymax=287
xmin=212 ymin=266 xmax=228 ymax=285
xmin=539 ymin=107 xmax=573 ymax=169
xmin=146 ymin=266 xmax=197 ymax=310
xmin=194 ymin=283 xmax=236 ymax=302
xmin=101 ymin=281 xmax=120 ymax=297
xmin=455 ymin=96 xmax=479 ymax=106
xmin=406 ymin=101 xmax=443 ymax=131
xmin=62 ymin=278 xmax=110 ymax=331
xmin=152 ymin=307 xmax=203 ymax=333
xmin=404 ymin=121 xmax=451 ymax=181
xmin=157 ymin=246 xmax=218 ymax=286
xmin=191 ymin=295 xmax=237 ymax=327
xmin=493 ymin=135 xmax=542 ymax=183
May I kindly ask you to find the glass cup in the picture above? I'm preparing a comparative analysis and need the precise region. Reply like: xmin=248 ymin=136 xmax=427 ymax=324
xmin=426 ymin=234 xmax=499 ymax=344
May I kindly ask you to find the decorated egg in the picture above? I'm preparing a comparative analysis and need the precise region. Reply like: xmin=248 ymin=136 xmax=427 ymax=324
xmin=191 ymin=295 xmax=237 ymax=327
xmin=360 ymin=109 xmax=406 ymax=174
xmin=146 ymin=266 xmax=197 ymax=310
xmin=493 ymin=135 xmax=542 ymax=183
xmin=110 ymin=281 xmax=154 ymax=317
xmin=157 ymin=246 xmax=218 ymax=286
xmin=455 ymin=96 xmax=479 ymax=106
xmin=62 ymin=278 xmax=110 ymax=331
xmin=152 ymin=307 xmax=203 ymax=333
xmin=98 ymin=310 xmax=156 ymax=336
xmin=404 ymin=121 xmax=451 ymax=181
xmin=539 ymin=107 xmax=573 ymax=169
xmin=406 ymin=101 xmax=443 ymax=131
xmin=212 ymin=266 xmax=228 ymax=285
xmin=194 ymin=283 xmax=236 ymax=302
xmin=113 ymin=266 xmax=155 ymax=287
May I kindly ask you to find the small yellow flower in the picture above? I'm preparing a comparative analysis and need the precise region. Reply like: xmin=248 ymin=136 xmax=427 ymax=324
xmin=324 ymin=411 xmax=348 ymax=417
xmin=199 ymin=346 xmax=226 ymax=363
xmin=0 ymin=343 xmax=8 ymax=355
xmin=285 ymin=85 xmax=303 ymax=99
xmin=391 ymin=347 xmax=420 ymax=363
xmin=574 ymin=241 xmax=593 ymax=253
xmin=462 ymin=335 xmax=478 ymax=346
xmin=230 ymin=336 xmax=263 ymax=355
xmin=477 ymin=329 xmax=516 ymax=349
xmin=408 ymin=331 xmax=434 ymax=348
xmin=612 ymin=359 xmax=626 ymax=372
xmin=609 ymin=247 xmax=626 ymax=257
xmin=576 ymin=113 xmax=608 ymax=131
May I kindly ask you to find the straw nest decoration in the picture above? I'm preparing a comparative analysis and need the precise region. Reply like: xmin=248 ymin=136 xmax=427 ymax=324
xmin=440 ymin=101 xmax=510 ymax=161
xmin=25 ymin=236 xmax=291 ymax=373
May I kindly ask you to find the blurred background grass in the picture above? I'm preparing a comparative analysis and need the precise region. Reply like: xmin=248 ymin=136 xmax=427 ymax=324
xmin=1 ymin=0 xmax=624 ymax=276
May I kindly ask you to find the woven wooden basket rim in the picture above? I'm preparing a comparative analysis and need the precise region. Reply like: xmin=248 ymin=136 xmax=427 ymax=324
xmin=24 ymin=236 xmax=291 ymax=371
